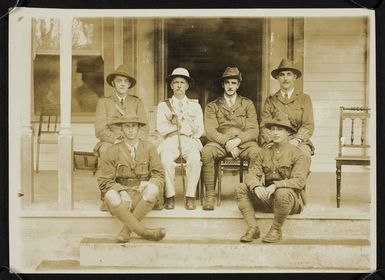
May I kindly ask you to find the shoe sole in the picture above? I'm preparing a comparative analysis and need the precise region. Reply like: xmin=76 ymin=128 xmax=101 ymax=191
xmin=261 ymin=237 xmax=282 ymax=243
xmin=240 ymin=239 xmax=254 ymax=243
xmin=115 ymin=237 xmax=130 ymax=243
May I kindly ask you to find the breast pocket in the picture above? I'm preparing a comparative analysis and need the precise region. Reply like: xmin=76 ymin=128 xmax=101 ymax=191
xmin=187 ymin=108 xmax=197 ymax=119
xmin=134 ymin=162 xmax=149 ymax=179
xmin=262 ymin=163 xmax=272 ymax=174
xmin=116 ymin=164 xmax=131 ymax=178
xmin=290 ymin=104 xmax=304 ymax=125
xmin=235 ymin=109 xmax=246 ymax=118
xmin=234 ymin=110 xmax=247 ymax=127
xmin=277 ymin=161 xmax=293 ymax=179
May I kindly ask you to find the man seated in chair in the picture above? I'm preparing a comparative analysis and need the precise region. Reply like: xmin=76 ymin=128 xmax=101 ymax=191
xmin=236 ymin=117 xmax=309 ymax=243
xmin=94 ymin=64 xmax=148 ymax=158
xmin=260 ymin=59 xmax=314 ymax=164
xmin=201 ymin=67 xmax=260 ymax=210
xmin=97 ymin=115 xmax=166 ymax=243
xmin=156 ymin=67 xmax=204 ymax=210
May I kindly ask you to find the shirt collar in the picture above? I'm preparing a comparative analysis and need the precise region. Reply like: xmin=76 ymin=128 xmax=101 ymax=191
xmin=223 ymin=94 xmax=237 ymax=105
xmin=171 ymin=95 xmax=188 ymax=105
xmin=280 ymin=88 xmax=294 ymax=99
xmin=125 ymin=141 xmax=139 ymax=151
xmin=115 ymin=92 xmax=126 ymax=102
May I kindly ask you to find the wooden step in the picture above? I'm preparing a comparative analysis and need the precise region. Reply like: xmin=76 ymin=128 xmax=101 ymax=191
xmin=79 ymin=236 xmax=371 ymax=271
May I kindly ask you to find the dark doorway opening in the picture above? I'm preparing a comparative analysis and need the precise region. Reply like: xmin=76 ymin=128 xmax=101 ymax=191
xmin=166 ymin=18 xmax=264 ymax=113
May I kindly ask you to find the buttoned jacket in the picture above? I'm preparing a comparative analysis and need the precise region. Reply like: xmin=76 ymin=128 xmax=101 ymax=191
xmin=97 ymin=140 xmax=164 ymax=197
xmin=204 ymin=95 xmax=259 ymax=146
xmin=156 ymin=97 xmax=204 ymax=140
xmin=260 ymin=90 xmax=314 ymax=146
xmin=244 ymin=142 xmax=309 ymax=206
xmin=95 ymin=93 xmax=148 ymax=144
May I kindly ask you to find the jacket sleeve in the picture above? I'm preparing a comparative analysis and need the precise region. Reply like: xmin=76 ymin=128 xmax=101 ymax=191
xmin=244 ymin=150 xmax=264 ymax=191
xmin=259 ymin=97 xmax=274 ymax=145
xmin=97 ymin=147 xmax=125 ymax=193
xmin=156 ymin=101 xmax=177 ymax=137
xmin=192 ymin=103 xmax=204 ymax=139
xmin=295 ymin=94 xmax=314 ymax=142
xmin=273 ymin=149 xmax=309 ymax=191
xmin=148 ymin=144 xmax=165 ymax=190
xmin=95 ymin=98 xmax=121 ymax=144
xmin=205 ymin=102 xmax=232 ymax=145
xmin=237 ymin=99 xmax=259 ymax=144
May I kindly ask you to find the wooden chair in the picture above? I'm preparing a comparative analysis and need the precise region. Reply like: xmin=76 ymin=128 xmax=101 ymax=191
xmin=73 ymin=151 xmax=98 ymax=175
xmin=36 ymin=108 xmax=59 ymax=173
xmin=216 ymin=155 xmax=248 ymax=206
xmin=335 ymin=106 xmax=370 ymax=208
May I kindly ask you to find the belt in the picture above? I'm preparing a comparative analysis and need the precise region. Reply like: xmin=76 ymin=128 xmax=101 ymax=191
xmin=115 ymin=178 xmax=142 ymax=188
xmin=164 ymin=130 xmax=191 ymax=139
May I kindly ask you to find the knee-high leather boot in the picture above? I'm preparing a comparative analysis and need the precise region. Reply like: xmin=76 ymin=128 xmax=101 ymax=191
xmin=262 ymin=189 xmax=295 ymax=243
xmin=116 ymin=199 xmax=156 ymax=243
xmin=111 ymin=202 xmax=165 ymax=241
xmin=202 ymin=161 xmax=216 ymax=210
xmin=236 ymin=183 xmax=260 ymax=242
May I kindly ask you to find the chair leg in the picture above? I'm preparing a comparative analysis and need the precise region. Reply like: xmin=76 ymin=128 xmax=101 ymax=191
xmin=36 ymin=139 xmax=40 ymax=173
xmin=93 ymin=156 xmax=99 ymax=176
xmin=217 ymin=161 xmax=222 ymax=206
xmin=336 ymin=163 xmax=342 ymax=208
xmin=201 ymin=178 xmax=204 ymax=205
xmin=73 ymin=153 xmax=77 ymax=171
xmin=240 ymin=160 xmax=244 ymax=182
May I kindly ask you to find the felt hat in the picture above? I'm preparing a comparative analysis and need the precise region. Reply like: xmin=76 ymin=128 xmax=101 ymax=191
xmin=106 ymin=65 xmax=136 ymax=88
xmin=265 ymin=117 xmax=297 ymax=134
xmin=217 ymin=67 xmax=242 ymax=82
xmin=271 ymin=59 xmax=302 ymax=79
xmin=109 ymin=115 xmax=146 ymax=127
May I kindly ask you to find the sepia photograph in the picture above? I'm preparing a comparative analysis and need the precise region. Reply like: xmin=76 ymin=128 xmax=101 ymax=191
xmin=8 ymin=8 xmax=376 ymax=273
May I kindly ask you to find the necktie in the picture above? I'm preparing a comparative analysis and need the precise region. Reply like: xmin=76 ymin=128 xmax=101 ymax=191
xmin=284 ymin=93 xmax=289 ymax=100
xmin=129 ymin=146 xmax=136 ymax=159
xmin=120 ymin=98 xmax=124 ymax=107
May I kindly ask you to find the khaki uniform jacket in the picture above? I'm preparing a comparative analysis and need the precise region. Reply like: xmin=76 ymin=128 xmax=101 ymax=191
xmin=94 ymin=93 xmax=148 ymax=144
xmin=205 ymin=95 xmax=259 ymax=146
xmin=97 ymin=141 xmax=165 ymax=197
xmin=260 ymin=91 xmax=314 ymax=147
xmin=244 ymin=142 xmax=309 ymax=207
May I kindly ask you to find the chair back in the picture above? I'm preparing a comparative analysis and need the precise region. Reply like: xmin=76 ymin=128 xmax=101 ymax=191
xmin=338 ymin=106 xmax=370 ymax=157
xmin=38 ymin=106 xmax=59 ymax=137
xmin=146 ymin=106 xmax=157 ymax=134
xmin=146 ymin=106 xmax=162 ymax=146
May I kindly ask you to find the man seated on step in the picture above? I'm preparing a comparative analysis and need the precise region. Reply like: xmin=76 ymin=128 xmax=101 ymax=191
xmin=236 ymin=117 xmax=309 ymax=243
xmin=201 ymin=67 xmax=260 ymax=210
xmin=156 ymin=67 xmax=204 ymax=210
xmin=97 ymin=114 xmax=166 ymax=242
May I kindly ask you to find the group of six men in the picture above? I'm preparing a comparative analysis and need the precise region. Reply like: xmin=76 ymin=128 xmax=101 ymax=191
xmin=95 ymin=59 xmax=314 ymax=244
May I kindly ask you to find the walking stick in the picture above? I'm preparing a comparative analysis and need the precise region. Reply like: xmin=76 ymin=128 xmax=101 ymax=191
xmin=174 ymin=114 xmax=186 ymax=201
xmin=165 ymin=99 xmax=186 ymax=201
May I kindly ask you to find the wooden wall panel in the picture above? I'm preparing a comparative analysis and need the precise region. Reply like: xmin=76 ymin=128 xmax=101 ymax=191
xmin=304 ymin=17 xmax=368 ymax=172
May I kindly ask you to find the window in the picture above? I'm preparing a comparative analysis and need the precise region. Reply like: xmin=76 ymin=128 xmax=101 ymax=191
xmin=32 ymin=17 xmax=103 ymax=121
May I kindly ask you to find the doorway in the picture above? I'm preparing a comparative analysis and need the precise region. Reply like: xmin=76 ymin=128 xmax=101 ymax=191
xmin=165 ymin=18 xmax=264 ymax=114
